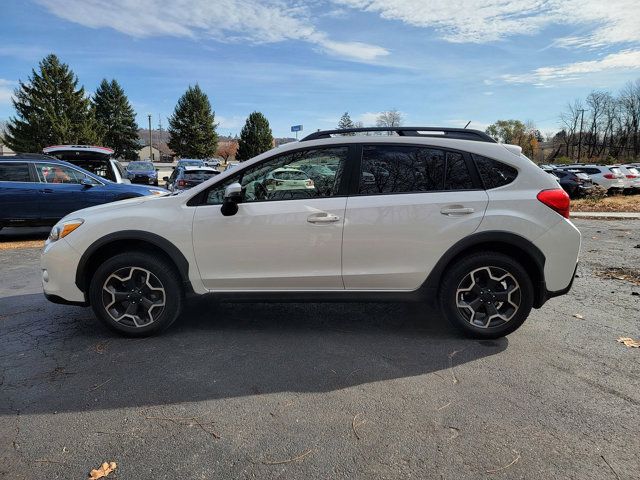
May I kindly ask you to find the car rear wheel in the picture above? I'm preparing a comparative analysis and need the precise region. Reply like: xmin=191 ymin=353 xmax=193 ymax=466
xmin=89 ymin=251 xmax=183 ymax=336
xmin=439 ymin=252 xmax=533 ymax=339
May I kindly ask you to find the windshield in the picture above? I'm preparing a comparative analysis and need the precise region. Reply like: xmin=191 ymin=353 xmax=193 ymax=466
xmin=128 ymin=162 xmax=154 ymax=170
xmin=179 ymin=160 xmax=204 ymax=167
xmin=273 ymin=170 xmax=308 ymax=180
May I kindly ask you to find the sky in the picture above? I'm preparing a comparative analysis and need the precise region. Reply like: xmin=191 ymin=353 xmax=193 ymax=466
xmin=1 ymin=0 xmax=639 ymax=138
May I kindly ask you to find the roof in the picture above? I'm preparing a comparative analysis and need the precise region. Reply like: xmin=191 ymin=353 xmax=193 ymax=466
xmin=182 ymin=166 xmax=216 ymax=171
xmin=300 ymin=127 xmax=496 ymax=143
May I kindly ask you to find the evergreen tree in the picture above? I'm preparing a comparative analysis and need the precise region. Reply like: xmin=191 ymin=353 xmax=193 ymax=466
xmin=168 ymin=84 xmax=218 ymax=158
xmin=338 ymin=111 xmax=355 ymax=130
xmin=5 ymin=54 xmax=98 ymax=152
xmin=92 ymin=79 xmax=139 ymax=160
xmin=236 ymin=112 xmax=274 ymax=161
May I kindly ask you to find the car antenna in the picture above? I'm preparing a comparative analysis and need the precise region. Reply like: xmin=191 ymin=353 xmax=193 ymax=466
xmin=464 ymin=121 xmax=471 ymax=129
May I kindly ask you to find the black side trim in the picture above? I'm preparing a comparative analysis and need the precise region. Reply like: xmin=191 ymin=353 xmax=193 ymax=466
xmin=75 ymin=230 xmax=191 ymax=292
xmin=420 ymin=230 xmax=547 ymax=305
xmin=44 ymin=293 xmax=89 ymax=307
xmin=540 ymin=262 xmax=578 ymax=305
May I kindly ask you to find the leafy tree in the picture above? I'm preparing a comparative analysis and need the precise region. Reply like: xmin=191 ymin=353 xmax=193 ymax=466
xmin=4 ymin=54 xmax=98 ymax=152
xmin=485 ymin=119 xmax=539 ymax=158
xmin=236 ymin=112 xmax=273 ymax=161
xmin=92 ymin=79 xmax=139 ymax=160
xmin=338 ymin=111 xmax=355 ymax=131
xmin=168 ymin=84 xmax=218 ymax=158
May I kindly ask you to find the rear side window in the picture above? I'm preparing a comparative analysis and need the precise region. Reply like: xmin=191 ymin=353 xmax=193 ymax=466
xmin=359 ymin=145 xmax=445 ymax=194
xmin=473 ymin=155 xmax=518 ymax=189
xmin=0 ymin=162 xmax=31 ymax=182
xmin=444 ymin=152 xmax=474 ymax=190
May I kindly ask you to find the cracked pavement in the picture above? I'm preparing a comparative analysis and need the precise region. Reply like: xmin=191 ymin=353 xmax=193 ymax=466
xmin=1 ymin=220 xmax=639 ymax=479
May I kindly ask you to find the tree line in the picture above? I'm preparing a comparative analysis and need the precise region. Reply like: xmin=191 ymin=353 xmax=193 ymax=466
xmin=2 ymin=54 xmax=274 ymax=161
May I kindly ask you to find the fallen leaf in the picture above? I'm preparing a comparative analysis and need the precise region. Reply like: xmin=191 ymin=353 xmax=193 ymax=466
xmin=617 ymin=337 xmax=640 ymax=348
xmin=573 ymin=314 xmax=584 ymax=319
xmin=89 ymin=461 xmax=117 ymax=479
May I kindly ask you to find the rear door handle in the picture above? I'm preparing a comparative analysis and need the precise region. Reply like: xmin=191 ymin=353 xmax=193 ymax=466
xmin=41 ymin=188 xmax=54 ymax=193
xmin=440 ymin=206 xmax=475 ymax=216
xmin=307 ymin=212 xmax=341 ymax=224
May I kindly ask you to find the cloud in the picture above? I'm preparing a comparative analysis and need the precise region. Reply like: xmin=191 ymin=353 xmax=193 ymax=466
xmin=0 ymin=79 xmax=16 ymax=105
xmin=334 ymin=0 xmax=640 ymax=46
xmin=37 ymin=0 xmax=388 ymax=62
xmin=501 ymin=49 xmax=640 ymax=84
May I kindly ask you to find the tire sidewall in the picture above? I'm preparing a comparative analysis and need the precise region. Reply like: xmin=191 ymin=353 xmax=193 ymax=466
xmin=439 ymin=252 xmax=534 ymax=339
xmin=89 ymin=251 xmax=183 ymax=336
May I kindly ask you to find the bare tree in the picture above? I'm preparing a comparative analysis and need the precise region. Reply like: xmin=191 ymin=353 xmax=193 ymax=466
xmin=376 ymin=109 xmax=403 ymax=133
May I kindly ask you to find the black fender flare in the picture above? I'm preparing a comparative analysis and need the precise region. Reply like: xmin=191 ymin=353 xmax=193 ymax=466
xmin=75 ymin=230 xmax=191 ymax=292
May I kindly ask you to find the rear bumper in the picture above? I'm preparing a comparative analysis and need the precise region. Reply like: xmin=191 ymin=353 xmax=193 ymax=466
xmin=535 ymin=262 xmax=578 ymax=307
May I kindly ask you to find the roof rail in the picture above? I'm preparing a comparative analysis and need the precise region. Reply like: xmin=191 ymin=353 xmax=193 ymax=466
xmin=300 ymin=127 xmax=496 ymax=143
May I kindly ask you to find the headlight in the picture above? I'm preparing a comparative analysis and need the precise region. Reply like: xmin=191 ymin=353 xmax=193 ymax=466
xmin=49 ymin=219 xmax=84 ymax=242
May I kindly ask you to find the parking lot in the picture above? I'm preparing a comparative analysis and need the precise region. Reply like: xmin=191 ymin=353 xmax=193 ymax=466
xmin=0 ymin=219 xmax=638 ymax=479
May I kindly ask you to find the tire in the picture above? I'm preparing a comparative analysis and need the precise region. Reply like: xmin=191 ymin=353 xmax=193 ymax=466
xmin=89 ymin=251 xmax=183 ymax=336
xmin=439 ymin=252 xmax=534 ymax=339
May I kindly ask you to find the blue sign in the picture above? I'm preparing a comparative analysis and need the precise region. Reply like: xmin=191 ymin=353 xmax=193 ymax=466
xmin=291 ymin=125 xmax=303 ymax=132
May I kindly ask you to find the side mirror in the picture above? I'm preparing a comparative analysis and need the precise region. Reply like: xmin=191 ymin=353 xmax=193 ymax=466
xmin=221 ymin=182 xmax=242 ymax=216
xmin=81 ymin=178 xmax=94 ymax=187
xmin=163 ymin=176 xmax=169 ymax=182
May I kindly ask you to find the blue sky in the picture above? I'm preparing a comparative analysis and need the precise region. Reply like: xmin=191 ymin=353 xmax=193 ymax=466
xmin=1 ymin=0 xmax=639 ymax=138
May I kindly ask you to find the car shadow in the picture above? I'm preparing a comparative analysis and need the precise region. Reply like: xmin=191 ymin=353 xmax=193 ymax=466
xmin=0 ymin=293 xmax=508 ymax=416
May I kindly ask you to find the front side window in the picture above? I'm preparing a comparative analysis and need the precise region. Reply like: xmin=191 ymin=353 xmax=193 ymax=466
xmin=0 ymin=162 xmax=32 ymax=182
xmin=35 ymin=163 xmax=96 ymax=184
xmin=473 ymin=154 xmax=518 ymax=189
xmin=204 ymin=147 xmax=347 ymax=205
xmin=359 ymin=145 xmax=446 ymax=194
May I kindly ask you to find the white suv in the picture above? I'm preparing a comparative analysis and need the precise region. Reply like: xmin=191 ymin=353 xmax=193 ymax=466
xmin=41 ymin=127 xmax=581 ymax=338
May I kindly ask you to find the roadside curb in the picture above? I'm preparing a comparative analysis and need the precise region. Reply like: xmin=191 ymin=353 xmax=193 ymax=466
xmin=571 ymin=212 xmax=640 ymax=220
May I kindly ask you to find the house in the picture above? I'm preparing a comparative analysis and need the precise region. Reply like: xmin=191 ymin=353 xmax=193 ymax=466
xmin=0 ymin=142 xmax=15 ymax=156
xmin=137 ymin=143 xmax=175 ymax=162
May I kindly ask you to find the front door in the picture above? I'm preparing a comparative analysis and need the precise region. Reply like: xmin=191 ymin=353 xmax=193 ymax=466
xmin=192 ymin=146 xmax=351 ymax=290
xmin=34 ymin=162 xmax=107 ymax=221
xmin=342 ymin=144 xmax=489 ymax=290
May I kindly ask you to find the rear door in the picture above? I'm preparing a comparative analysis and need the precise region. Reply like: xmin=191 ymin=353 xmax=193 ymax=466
xmin=33 ymin=162 xmax=107 ymax=220
xmin=342 ymin=144 xmax=488 ymax=290
xmin=0 ymin=162 xmax=41 ymax=224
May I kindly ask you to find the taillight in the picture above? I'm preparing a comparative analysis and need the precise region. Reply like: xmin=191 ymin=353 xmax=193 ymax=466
xmin=626 ymin=174 xmax=637 ymax=179
xmin=305 ymin=179 xmax=314 ymax=187
xmin=603 ymin=173 xmax=615 ymax=179
xmin=537 ymin=188 xmax=570 ymax=219
xmin=177 ymin=180 xmax=186 ymax=187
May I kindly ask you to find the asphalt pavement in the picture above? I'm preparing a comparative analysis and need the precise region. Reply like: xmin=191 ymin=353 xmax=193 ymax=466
xmin=1 ymin=220 xmax=639 ymax=479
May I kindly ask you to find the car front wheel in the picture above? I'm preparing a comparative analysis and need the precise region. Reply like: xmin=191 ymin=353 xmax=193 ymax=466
xmin=88 ymin=251 xmax=183 ymax=336
xmin=439 ymin=252 xmax=533 ymax=338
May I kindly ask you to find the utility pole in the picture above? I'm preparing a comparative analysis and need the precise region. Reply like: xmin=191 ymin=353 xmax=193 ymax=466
xmin=148 ymin=114 xmax=153 ymax=161
xmin=576 ymin=109 xmax=585 ymax=161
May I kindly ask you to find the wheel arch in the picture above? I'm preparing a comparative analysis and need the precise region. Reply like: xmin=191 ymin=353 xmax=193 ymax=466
xmin=75 ymin=230 xmax=192 ymax=296
xmin=422 ymin=231 xmax=548 ymax=308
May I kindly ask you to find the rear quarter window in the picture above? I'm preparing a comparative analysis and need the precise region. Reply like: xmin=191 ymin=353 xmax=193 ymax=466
xmin=472 ymin=155 xmax=518 ymax=189
xmin=0 ymin=162 xmax=31 ymax=182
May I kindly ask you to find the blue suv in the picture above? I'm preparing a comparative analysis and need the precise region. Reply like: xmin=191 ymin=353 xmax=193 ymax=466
xmin=0 ymin=155 xmax=167 ymax=229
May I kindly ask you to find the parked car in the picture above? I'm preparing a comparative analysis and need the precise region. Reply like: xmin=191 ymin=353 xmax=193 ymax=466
xmin=204 ymin=158 xmax=221 ymax=168
xmin=550 ymin=169 xmax=594 ymax=198
xmin=556 ymin=164 xmax=625 ymax=192
xmin=618 ymin=165 xmax=640 ymax=193
xmin=164 ymin=166 xmax=218 ymax=192
xmin=0 ymin=155 xmax=167 ymax=229
xmin=126 ymin=161 xmax=158 ymax=186
xmin=41 ymin=126 xmax=580 ymax=339
xmin=224 ymin=161 xmax=240 ymax=171
xmin=43 ymin=145 xmax=130 ymax=184
xmin=176 ymin=159 xmax=205 ymax=168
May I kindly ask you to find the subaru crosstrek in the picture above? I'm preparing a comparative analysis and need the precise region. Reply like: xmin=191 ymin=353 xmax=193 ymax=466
xmin=41 ymin=127 xmax=581 ymax=338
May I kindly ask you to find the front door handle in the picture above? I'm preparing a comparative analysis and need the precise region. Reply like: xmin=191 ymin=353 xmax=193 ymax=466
xmin=307 ymin=212 xmax=340 ymax=224
xmin=41 ymin=188 xmax=54 ymax=194
xmin=440 ymin=206 xmax=475 ymax=216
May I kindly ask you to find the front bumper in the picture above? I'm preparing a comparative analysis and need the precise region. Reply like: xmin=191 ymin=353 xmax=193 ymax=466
xmin=41 ymin=238 xmax=87 ymax=304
